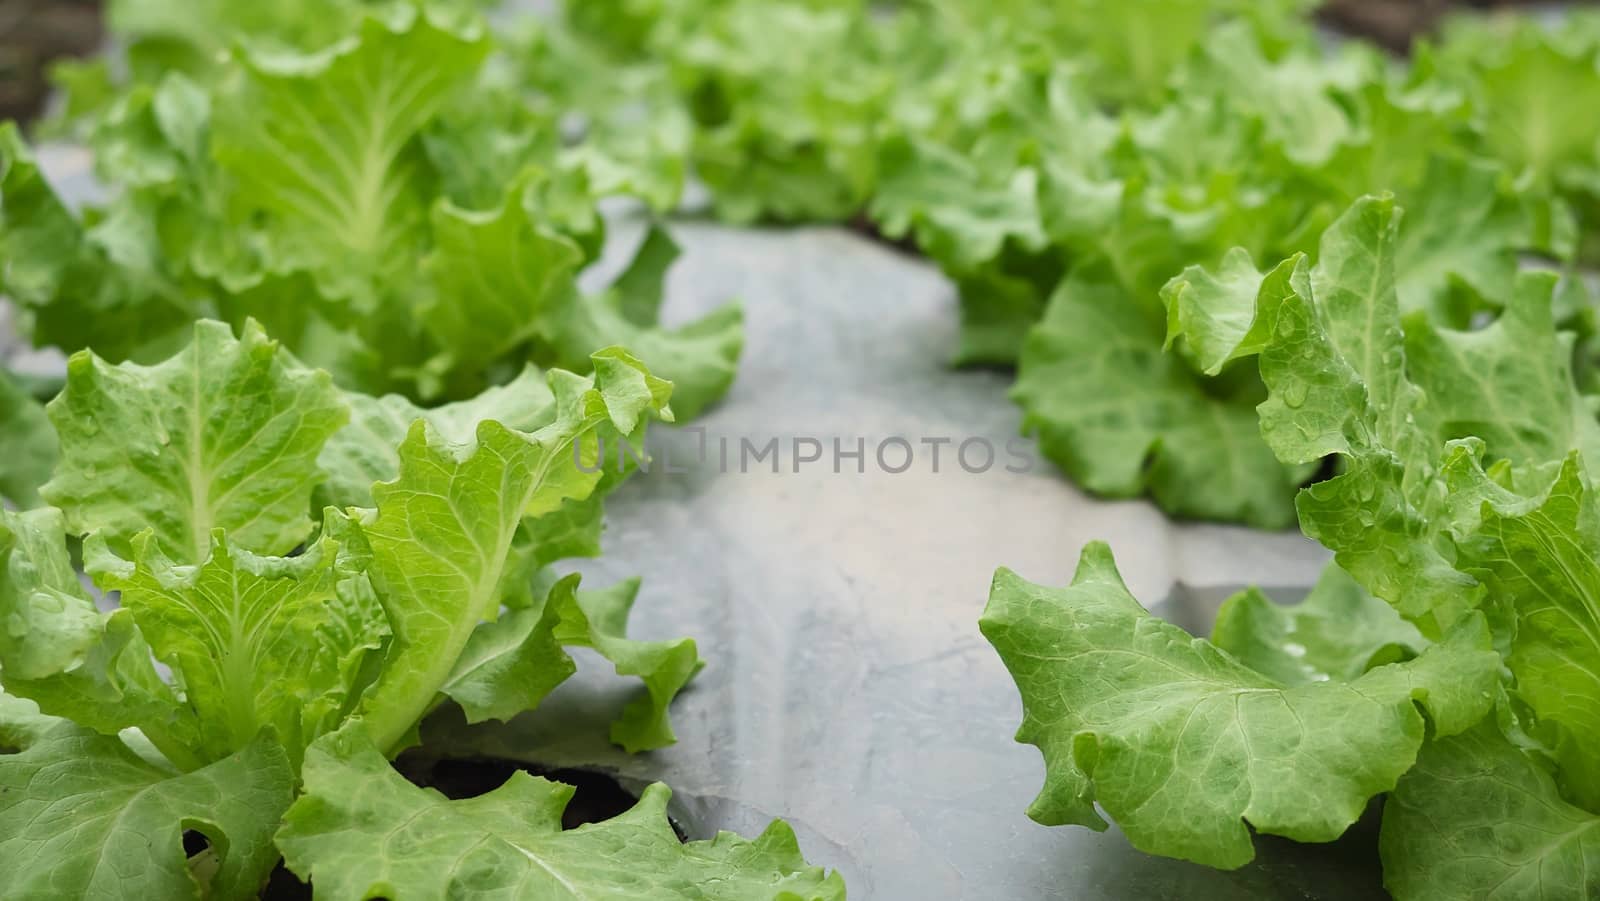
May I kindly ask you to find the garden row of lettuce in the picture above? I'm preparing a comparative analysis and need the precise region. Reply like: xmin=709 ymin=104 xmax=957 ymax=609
xmin=545 ymin=0 xmax=1600 ymax=527
xmin=0 ymin=320 xmax=841 ymax=898
xmin=0 ymin=3 xmax=850 ymax=899
xmin=8 ymin=0 xmax=1600 ymax=898
xmin=988 ymin=195 xmax=1600 ymax=899
xmin=11 ymin=3 xmax=738 ymax=417
xmin=540 ymin=1 xmax=1600 ymax=896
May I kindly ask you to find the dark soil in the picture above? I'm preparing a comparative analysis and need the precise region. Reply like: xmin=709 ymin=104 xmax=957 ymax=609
xmin=1319 ymin=0 xmax=1590 ymax=50
xmin=0 ymin=0 xmax=102 ymax=122
xmin=393 ymin=751 xmax=682 ymax=836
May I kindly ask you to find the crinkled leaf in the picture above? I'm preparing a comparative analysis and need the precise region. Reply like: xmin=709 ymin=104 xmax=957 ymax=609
xmin=546 ymin=298 xmax=742 ymax=424
xmin=210 ymin=5 xmax=489 ymax=305
xmin=1223 ymin=198 xmax=1478 ymax=635
xmin=1162 ymin=248 xmax=1300 ymax=376
xmin=0 ymin=371 xmax=59 ymax=509
xmin=1175 ymin=189 xmax=1600 ymax=827
xmin=1184 ymin=22 xmax=1352 ymax=168
xmin=1211 ymin=561 xmax=1426 ymax=685
xmin=85 ymin=73 xmax=210 ymax=189
xmin=869 ymin=135 xmax=1047 ymax=273
xmin=421 ymin=182 xmax=585 ymax=379
xmin=1437 ymin=18 xmax=1600 ymax=202
xmin=91 ymin=527 xmax=387 ymax=765
xmin=0 ymin=124 xmax=194 ymax=360
xmin=1201 ymin=198 xmax=1600 ymax=648
xmin=0 ymin=724 xmax=292 ymax=901
xmin=1381 ymin=723 xmax=1600 ymax=901
xmin=553 ymin=577 xmax=705 ymax=752
xmin=276 ymin=725 xmax=847 ymax=900
xmin=0 ymin=508 xmax=200 ymax=769
xmin=544 ymin=229 xmax=742 ymax=422
xmin=1454 ymin=456 xmax=1600 ymax=810
xmin=1390 ymin=155 xmax=1525 ymax=321
xmin=1014 ymin=273 xmax=1305 ymax=528
xmin=104 ymin=0 xmax=376 ymax=75
xmin=442 ymin=575 xmax=577 ymax=725
xmin=41 ymin=319 xmax=347 ymax=563
xmin=355 ymin=350 xmax=671 ymax=752
xmin=980 ymin=542 xmax=1498 ymax=869
xmin=668 ymin=2 xmax=886 ymax=223
xmin=413 ymin=174 xmax=742 ymax=420
xmin=441 ymin=571 xmax=701 ymax=750
xmin=317 ymin=366 xmax=556 ymax=510
xmin=0 ymin=508 xmax=100 ymax=681
xmin=1405 ymin=271 xmax=1600 ymax=483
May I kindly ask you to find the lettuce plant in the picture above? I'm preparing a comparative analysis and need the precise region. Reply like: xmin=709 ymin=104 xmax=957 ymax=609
xmin=4 ymin=4 xmax=739 ymax=418
xmin=534 ymin=0 xmax=1600 ymax=528
xmin=883 ymin=26 xmax=1560 ymax=528
xmin=42 ymin=2 xmax=1600 ymax=529
xmin=984 ymin=194 xmax=1600 ymax=899
xmin=0 ymin=320 xmax=843 ymax=899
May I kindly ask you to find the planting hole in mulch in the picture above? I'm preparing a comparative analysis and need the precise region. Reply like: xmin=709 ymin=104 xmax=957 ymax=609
xmin=248 ymin=756 xmax=680 ymax=899
xmin=395 ymin=753 xmax=686 ymax=838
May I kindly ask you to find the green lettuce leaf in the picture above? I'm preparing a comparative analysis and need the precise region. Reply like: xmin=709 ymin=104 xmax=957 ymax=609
xmin=9 ymin=8 xmax=745 ymax=419
xmin=316 ymin=366 xmax=557 ymax=510
xmin=1404 ymin=272 xmax=1600 ymax=480
xmin=1170 ymin=196 xmax=1480 ymax=634
xmin=315 ymin=365 xmax=621 ymax=612
xmin=441 ymin=582 xmax=576 ymax=727
xmin=443 ymin=573 xmax=703 ymax=753
xmin=1381 ymin=723 xmax=1600 ymax=901
xmin=0 ymin=507 xmax=202 ymax=770
xmin=1162 ymin=249 xmax=1301 ymax=377
xmin=41 ymin=319 xmax=348 ymax=563
xmin=479 ymin=19 xmax=691 ymax=214
xmin=864 ymin=13 xmax=1549 ymax=525
xmin=981 ymin=542 xmax=1498 ymax=869
xmin=102 ymin=0 xmax=388 ymax=80
xmin=91 ymin=527 xmax=387 ymax=765
xmin=0 ymin=122 xmax=195 ymax=361
xmin=869 ymin=135 xmax=1048 ymax=275
xmin=542 ymin=226 xmax=743 ymax=423
xmin=354 ymin=348 xmax=672 ymax=753
xmin=1178 ymin=22 xmax=1351 ymax=168
xmin=552 ymin=577 xmax=705 ymax=753
xmin=1388 ymin=155 xmax=1525 ymax=322
xmin=0 ymin=508 xmax=104 ymax=682
xmin=0 ymin=370 xmax=59 ymax=510
xmin=420 ymin=181 xmax=585 ymax=381
xmin=420 ymin=193 xmax=741 ymax=420
xmin=0 ymin=720 xmax=293 ymax=901
xmin=664 ymin=0 xmax=889 ymax=223
xmin=1211 ymin=561 xmax=1426 ymax=685
xmin=276 ymin=725 xmax=847 ymax=900
xmin=1012 ymin=0 xmax=1315 ymax=109
xmin=1014 ymin=272 xmax=1306 ymax=528
xmin=1452 ymin=455 xmax=1600 ymax=809
xmin=1172 ymin=189 xmax=1600 ymax=835
xmin=1433 ymin=15 xmax=1600 ymax=231
xmin=0 ymin=691 xmax=60 ymax=749
xmin=210 ymin=5 xmax=490 ymax=307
